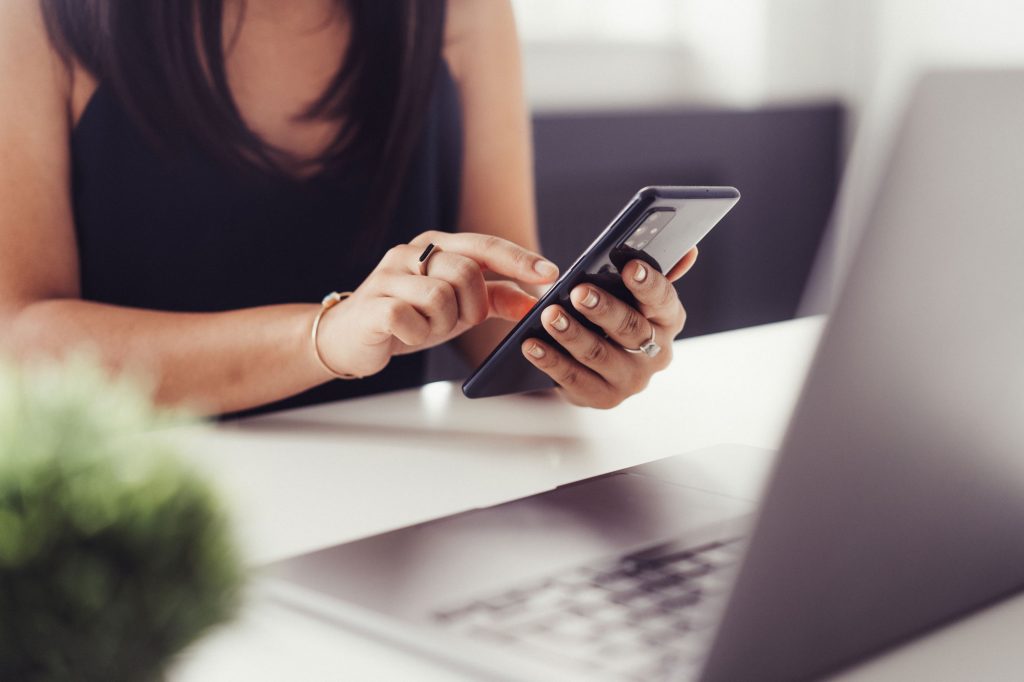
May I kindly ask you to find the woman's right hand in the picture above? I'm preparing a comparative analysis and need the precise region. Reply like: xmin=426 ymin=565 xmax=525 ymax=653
xmin=315 ymin=231 xmax=559 ymax=379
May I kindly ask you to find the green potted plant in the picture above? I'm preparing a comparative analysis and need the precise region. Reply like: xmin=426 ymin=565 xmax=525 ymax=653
xmin=0 ymin=358 xmax=244 ymax=681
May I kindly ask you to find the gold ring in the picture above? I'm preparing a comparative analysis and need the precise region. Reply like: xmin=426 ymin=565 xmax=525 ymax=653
xmin=621 ymin=325 xmax=661 ymax=358
xmin=417 ymin=243 xmax=441 ymax=276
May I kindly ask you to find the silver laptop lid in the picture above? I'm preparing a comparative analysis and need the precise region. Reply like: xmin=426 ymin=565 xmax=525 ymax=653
xmin=701 ymin=70 xmax=1024 ymax=681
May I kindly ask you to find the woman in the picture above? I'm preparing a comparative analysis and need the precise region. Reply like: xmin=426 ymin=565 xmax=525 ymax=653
xmin=0 ymin=0 xmax=697 ymax=416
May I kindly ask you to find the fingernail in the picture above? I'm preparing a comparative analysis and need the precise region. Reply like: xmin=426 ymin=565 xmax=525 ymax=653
xmin=527 ymin=344 xmax=545 ymax=358
xmin=580 ymin=288 xmax=599 ymax=309
xmin=633 ymin=263 xmax=648 ymax=283
xmin=534 ymin=260 xmax=559 ymax=278
xmin=552 ymin=313 xmax=569 ymax=332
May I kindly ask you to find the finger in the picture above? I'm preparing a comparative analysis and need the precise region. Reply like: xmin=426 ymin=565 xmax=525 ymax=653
xmin=569 ymin=284 xmax=656 ymax=353
xmin=540 ymin=305 xmax=635 ymax=386
xmin=665 ymin=246 xmax=698 ymax=282
xmin=410 ymin=231 xmax=559 ymax=284
xmin=379 ymin=243 xmax=430 ymax=274
xmin=417 ymin=251 xmax=489 ymax=325
xmin=520 ymin=338 xmax=614 ymax=405
xmin=370 ymin=297 xmax=431 ymax=347
xmin=486 ymin=281 xmax=538 ymax=322
xmin=378 ymin=275 xmax=459 ymax=337
xmin=622 ymin=259 xmax=687 ymax=330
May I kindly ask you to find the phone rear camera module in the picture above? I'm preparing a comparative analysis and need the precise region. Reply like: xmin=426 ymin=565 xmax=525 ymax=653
xmin=627 ymin=209 xmax=673 ymax=251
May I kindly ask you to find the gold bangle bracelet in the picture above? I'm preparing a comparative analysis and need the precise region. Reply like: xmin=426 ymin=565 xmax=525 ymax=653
xmin=311 ymin=291 xmax=360 ymax=380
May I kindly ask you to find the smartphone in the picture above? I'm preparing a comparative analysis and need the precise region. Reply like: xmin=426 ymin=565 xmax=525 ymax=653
xmin=462 ymin=186 xmax=740 ymax=399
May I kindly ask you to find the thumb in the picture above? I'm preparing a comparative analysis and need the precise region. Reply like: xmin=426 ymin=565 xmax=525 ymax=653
xmin=486 ymin=281 xmax=538 ymax=321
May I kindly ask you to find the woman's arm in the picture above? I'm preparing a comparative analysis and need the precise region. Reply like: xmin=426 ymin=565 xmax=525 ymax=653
xmin=445 ymin=0 xmax=542 ymax=367
xmin=0 ymin=4 xmax=339 ymax=414
xmin=0 ymin=3 xmax=554 ymax=415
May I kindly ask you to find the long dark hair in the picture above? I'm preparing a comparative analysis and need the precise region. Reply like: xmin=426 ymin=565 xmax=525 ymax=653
xmin=41 ymin=0 xmax=446 ymax=243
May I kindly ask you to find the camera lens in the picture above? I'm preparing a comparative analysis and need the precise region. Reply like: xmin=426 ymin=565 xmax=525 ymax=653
xmin=623 ymin=209 xmax=674 ymax=253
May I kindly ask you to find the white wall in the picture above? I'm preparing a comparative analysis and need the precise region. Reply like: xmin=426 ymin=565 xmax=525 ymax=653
xmin=515 ymin=0 xmax=1024 ymax=114
xmin=802 ymin=0 xmax=1024 ymax=313
xmin=513 ymin=0 xmax=863 ymax=111
xmin=513 ymin=0 xmax=1024 ymax=312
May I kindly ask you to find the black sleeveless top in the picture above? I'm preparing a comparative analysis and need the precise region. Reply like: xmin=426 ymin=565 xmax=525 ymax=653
xmin=70 ymin=61 xmax=463 ymax=418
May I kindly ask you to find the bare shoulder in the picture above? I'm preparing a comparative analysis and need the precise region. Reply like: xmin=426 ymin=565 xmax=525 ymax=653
xmin=443 ymin=0 xmax=519 ymax=83
xmin=0 ymin=2 xmax=71 ymax=101
xmin=0 ymin=3 xmax=83 ymax=309
xmin=0 ymin=1 xmax=49 ymax=45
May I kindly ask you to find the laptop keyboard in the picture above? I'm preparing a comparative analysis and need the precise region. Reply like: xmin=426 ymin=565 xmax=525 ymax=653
xmin=431 ymin=537 xmax=742 ymax=681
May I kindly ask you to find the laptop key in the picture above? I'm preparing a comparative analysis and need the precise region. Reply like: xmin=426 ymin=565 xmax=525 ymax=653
xmin=435 ymin=536 xmax=737 ymax=679
xmin=659 ymin=590 xmax=703 ymax=612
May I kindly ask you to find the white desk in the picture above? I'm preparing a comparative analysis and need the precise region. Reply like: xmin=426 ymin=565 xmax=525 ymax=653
xmin=171 ymin=317 xmax=1024 ymax=681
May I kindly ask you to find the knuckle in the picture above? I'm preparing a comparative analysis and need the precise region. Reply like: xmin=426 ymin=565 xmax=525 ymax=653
xmin=383 ymin=245 xmax=405 ymax=264
xmin=485 ymin=235 xmax=526 ymax=269
xmin=381 ymin=300 xmax=403 ymax=329
xmin=453 ymin=258 xmax=481 ymax=287
xmin=481 ymin=234 xmax=502 ymax=254
xmin=616 ymin=308 xmax=645 ymax=339
xmin=419 ymin=229 xmax=442 ymax=244
xmin=623 ymin=364 xmax=644 ymax=389
xmin=424 ymin=282 xmax=454 ymax=310
xmin=617 ymin=366 xmax=644 ymax=396
xmin=560 ymin=366 xmax=581 ymax=387
xmin=659 ymin=282 xmax=679 ymax=308
xmin=581 ymin=339 xmax=609 ymax=365
xmin=510 ymin=246 xmax=530 ymax=269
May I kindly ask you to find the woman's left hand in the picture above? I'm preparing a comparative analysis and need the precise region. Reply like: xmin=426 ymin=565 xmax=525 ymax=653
xmin=521 ymin=247 xmax=698 ymax=409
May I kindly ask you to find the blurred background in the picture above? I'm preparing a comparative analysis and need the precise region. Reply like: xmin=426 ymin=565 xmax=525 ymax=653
xmin=510 ymin=0 xmax=1024 ymax=337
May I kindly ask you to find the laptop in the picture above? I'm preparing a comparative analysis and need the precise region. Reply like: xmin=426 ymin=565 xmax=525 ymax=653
xmin=263 ymin=70 xmax=1024 ymax=681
